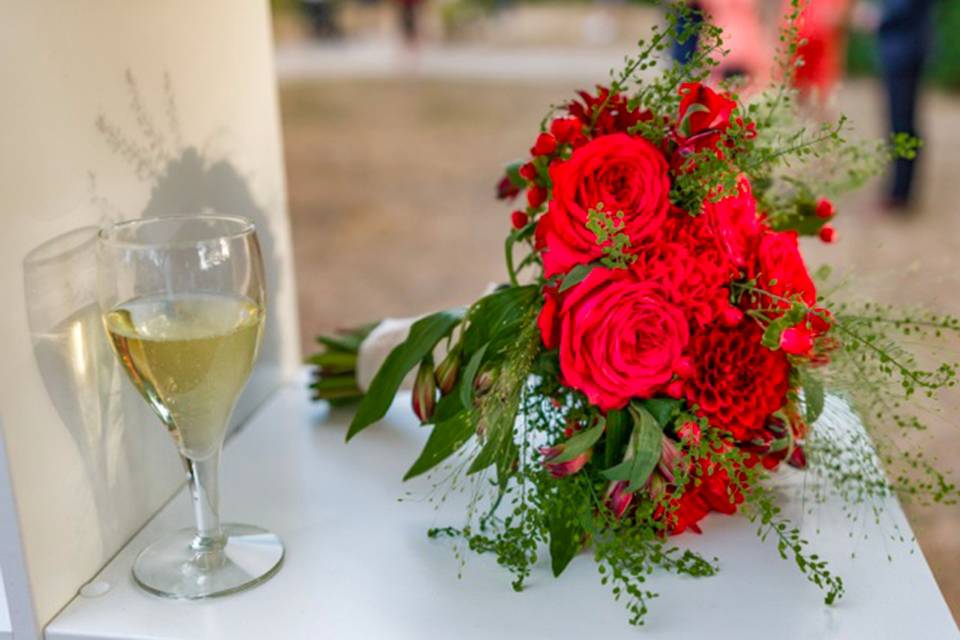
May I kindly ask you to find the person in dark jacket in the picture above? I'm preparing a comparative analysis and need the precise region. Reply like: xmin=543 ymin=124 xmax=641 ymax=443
xmin=878 ymin=0 xmax=935 ymax=210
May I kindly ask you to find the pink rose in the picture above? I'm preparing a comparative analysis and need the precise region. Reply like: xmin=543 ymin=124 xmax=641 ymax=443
xmin=553 ymin=268 xmax=690 ymax=410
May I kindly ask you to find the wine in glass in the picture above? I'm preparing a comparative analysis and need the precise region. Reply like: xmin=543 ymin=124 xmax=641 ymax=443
xmin=97 ymin=214 xmax=283 ymax=599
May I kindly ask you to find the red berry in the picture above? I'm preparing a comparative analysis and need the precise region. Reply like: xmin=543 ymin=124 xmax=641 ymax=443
xmin=510 ymin=210 xmax=529 ymax=230
xmin=530 ymin=132 xmax=558 ymax=157
xmin=780 ymin=326 xmax=814 ymax=356
xmin=819 ymin=225 xmax=837 ymax=243
xmin=815 ymin=198 xmax=835 ymax=219
xmin=527 ymin=186 xmax=547 ymax=209
xmin=519 ymin=162 xmax=537 ymax=182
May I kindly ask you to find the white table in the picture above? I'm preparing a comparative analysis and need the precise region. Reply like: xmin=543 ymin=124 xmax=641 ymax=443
xmin=46 ymin=370 xmax=958 ymax=639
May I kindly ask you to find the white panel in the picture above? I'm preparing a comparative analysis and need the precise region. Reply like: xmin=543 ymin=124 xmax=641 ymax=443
xmin=0 ymin=0 xmax=299 ymax=629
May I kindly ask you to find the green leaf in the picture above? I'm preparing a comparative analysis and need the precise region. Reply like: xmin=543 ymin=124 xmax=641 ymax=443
xmin=761 ymin=317 xmax=790 ymax=350
xmin=603 ymin=409 xmax=628 ymax=470
xmin=559 ymin=263 xmax=596 ymax=293
xmin=459 ymin=342 xmax=489 ymax=410
xmin=461 ymin=286 xmax=538 ymax=355
xmin=403 ymin=411 xmax=475 ymax=480
xmin=800 ymin=371 xmax=826 ymax=424
xmin=548 ymin=508 xmax=583 ymax=577
xmin=602 ymin=405 xmax=663 ymax=492
xmin=505 ymin=159 xmax=526 ymax=189
xmin=347 ymin=309 xmax=464 ymax=441
xmin=551 ymin=418 xmax=604 ymax=463
xmin=642 ymin=398 xmax=682 ymax=428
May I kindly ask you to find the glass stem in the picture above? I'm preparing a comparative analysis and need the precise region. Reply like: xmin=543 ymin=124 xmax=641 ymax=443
xmin=186 ymin=447 xmax=225 ymax=561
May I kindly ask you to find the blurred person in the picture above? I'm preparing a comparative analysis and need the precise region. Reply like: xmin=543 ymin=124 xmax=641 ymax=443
xmin=395 ymin=0 xmax=424 ymax=47
xmin=300 ymin=0 xmax=342 ymax=39
xmin=671 ymin=1 xmax=704 ymax=65
xmin=878 ymin=0 xmax=935 ymax=210
xmin=691 ymin=0 xmax=774 ymax=93
xmin=786 ymin=0 xmax=855 ymax=113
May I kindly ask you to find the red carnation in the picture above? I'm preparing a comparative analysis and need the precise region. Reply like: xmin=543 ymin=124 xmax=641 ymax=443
xmin=537 ymin=133 xmax=670 ymax=277
xmin=551 ymin=268 xmax=689 ymax=411
xmin=684 ymin=323 xmax=791 ymax=441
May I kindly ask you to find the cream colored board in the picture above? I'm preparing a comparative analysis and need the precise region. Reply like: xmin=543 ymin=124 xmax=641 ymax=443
xmin=0 ymin=1 xmax=299 ymax=629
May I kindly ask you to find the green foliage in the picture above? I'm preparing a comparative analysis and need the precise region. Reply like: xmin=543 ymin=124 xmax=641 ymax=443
xmin=585 ymin=204 xmax=637 ymax=269
xmin=601 ymin=405 xmax=664 ymax=492
xmin=347 ymin=309 xmax=465 ymax=440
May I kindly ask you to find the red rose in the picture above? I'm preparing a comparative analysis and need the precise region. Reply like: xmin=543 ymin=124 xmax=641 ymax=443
xmin=531 ymin=132 xmax=558 ymax=157
xmin=684 ymin=323 xmax=791 ymax=441
xmin=672 ymin=83 xmax=739 ymax=169
xmin=755 ymin=231 xmax=816 ymax=310
xmin=704 ymin=177 xmax=764 ymax=269
xmin=537 ymin=133 xmax=671 ymax=277
xmin=676 ymin=82 xmax=736 ymax=140
xmin=552 ymin=268 xmax=689 ymax=410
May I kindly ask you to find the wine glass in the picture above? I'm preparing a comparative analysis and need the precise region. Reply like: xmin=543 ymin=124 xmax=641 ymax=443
xmin=97 ymin=214 xmax=283 ymax=599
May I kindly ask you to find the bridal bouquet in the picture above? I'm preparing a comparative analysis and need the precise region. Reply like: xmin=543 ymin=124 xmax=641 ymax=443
xmin=311 ymin=6 xmax=957 ymax=625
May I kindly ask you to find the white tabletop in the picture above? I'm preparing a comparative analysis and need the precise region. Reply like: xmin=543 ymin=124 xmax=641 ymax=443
xmin=46 ymin=370 xmax=958 ymax=640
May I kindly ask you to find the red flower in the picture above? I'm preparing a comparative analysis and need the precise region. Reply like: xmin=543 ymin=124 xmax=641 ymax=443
xmin=684 ymin=323 xmax=791 ymax=441
xmin=527 ymin=185 xmax=548 ymax=209
xmin=567 ymin=86 xmax=650 ymax=137
xmin=496 ymin=175 xmax=520 ymax=200
xmin=668 ymin=460 xmax=743 ymax=535
xmin=552 ymin=268 xmax=689 ymax=410
xmin=780 ymin=325 xmax=814 ymax=355
xmin=755 ymin=230 xmax=817 ymax=310
xmin=550 ymin=116 xmax=586 ymax=146
xmin=510 ymin=210 xmax=529 ymax=230
xmin=819 ymin=225 xmax=837 ymax=243
xmin=531 ymin=132 xmax=558 ymax=157
xmin=537 ymin=133 xmax=670 ymax=277
xmin=703 ymin=177 xmax=765 ymax=269
xmin=540 ymin=446 xmax=591 ymax=478
xmin=537 ymin=284 xmax=562 ymax=350
xmin=606 ymin=480 xmax=634 ymax=518
xmin=519 ymin=162 xmax=537 ymax=181
xmin=632 ymin=239 xmax=732 ymax=327
xmin=815 ymin=197 xmax=835 ymax=219
xmin=672 ymin=83 xmax=739 ymax=168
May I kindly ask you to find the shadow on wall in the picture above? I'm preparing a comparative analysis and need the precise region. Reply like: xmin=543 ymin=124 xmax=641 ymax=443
xmin=93 ymin=70 xmax=284 ymax=372
xmin=22 ymin=227 xmax=161 ymax=556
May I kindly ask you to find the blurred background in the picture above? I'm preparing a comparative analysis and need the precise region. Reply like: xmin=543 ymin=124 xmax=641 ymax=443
xmin=270 ymin=0 xmax=960 ymax=622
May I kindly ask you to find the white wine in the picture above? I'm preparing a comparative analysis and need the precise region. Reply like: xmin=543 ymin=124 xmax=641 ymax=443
xmin=105 ymin=293 xmax=264 ymax=460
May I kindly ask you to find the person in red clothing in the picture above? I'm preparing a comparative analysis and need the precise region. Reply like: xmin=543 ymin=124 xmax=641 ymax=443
xmin=786 ymin=0 xmax=855 ymax=108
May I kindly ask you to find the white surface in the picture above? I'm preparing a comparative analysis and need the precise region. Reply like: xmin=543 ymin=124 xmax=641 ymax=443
xmin=0 ymin=0 xmax=298 ymax=628
xmin=47 ymin=370 xmax=958 ymax=640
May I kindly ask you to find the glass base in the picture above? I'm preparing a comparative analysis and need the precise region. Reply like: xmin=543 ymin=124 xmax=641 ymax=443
xmin=133 ymin=523 xmax=284 ymax=599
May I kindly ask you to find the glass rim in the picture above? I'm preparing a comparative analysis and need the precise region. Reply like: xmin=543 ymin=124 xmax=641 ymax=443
xmin=97 ymin=214 xmax=257 ymax=248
